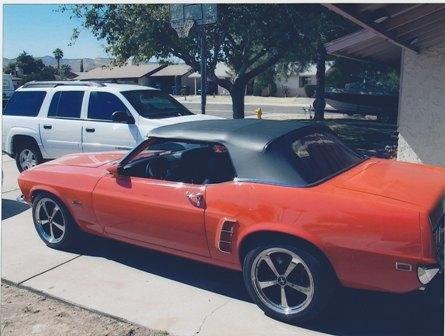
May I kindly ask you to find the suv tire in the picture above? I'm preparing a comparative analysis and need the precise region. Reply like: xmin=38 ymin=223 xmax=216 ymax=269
xmin=15 ymin=141 xmax=43 ymax=172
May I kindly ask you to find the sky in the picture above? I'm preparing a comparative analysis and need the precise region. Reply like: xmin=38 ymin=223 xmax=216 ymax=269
xmin=3 ymin=4 xmax=109 ymax=59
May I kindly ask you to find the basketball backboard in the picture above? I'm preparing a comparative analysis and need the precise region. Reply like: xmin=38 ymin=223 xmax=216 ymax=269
xmin=169 ymin=4 xmax=217 ymax=26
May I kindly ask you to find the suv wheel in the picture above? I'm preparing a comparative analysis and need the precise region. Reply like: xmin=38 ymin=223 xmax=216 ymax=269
xmin=243 ymin=243 xmax=335 ymax=323
xmin=15 ymin=143 xmax=42 ymax=172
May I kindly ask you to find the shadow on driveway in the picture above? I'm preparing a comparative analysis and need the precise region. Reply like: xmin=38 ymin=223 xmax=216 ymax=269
xmin=63 ymin=233 xmax=444 ymax=336
xmin=1 ymin=199 xmax=30 ymax=220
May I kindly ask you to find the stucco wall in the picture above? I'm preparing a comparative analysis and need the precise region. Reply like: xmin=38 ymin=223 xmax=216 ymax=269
xmin=397 ymin=42 xmax=445 ymax=166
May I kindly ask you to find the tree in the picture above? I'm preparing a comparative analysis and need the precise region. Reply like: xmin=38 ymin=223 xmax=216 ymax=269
xmin=4 ymin=51 xmax=56 ymax=83
xmin=53 ymin=48 xmax=64 ymax=74
xmin=303 ymin=9 xmax=357 ymax=120
xmin=67 ymin=4 xmax=338 ymax=119
xmin=60 ymin=64 xmax=72 ymax=78
xmin=326 ymin=57 xmax=400 ymax=93
xmin=80 ymin=59 xmax=84 ymax=72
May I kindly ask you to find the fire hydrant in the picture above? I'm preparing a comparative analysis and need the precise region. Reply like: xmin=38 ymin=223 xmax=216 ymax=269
xmin=255 ymin=107 xmax=262 ymax=119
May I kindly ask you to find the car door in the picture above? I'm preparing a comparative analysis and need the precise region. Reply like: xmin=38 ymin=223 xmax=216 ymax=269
xmin=93 ymin=175 xmax=209 ymax=257
xmin=39 ymin=90 xmax=84 ymax=157
xmin=82 ymin=91 xmax=142 ymax=152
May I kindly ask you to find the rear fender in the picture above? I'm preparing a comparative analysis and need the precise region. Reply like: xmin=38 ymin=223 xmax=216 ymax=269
xmin=235 ymin=222 xmax=329 ymax=263
xmin=6 ymin=127 xmax=49 ymax=158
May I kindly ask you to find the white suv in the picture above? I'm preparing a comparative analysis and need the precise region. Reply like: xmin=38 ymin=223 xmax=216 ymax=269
xmin=2 ymin=81 xmax=218 ymax=171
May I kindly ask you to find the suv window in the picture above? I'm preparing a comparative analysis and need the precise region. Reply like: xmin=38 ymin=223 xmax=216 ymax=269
xmin=4 ymin=91 xmax=46 ymax=116
xmin=48 ymin=91 xmax=84 ymax=119
xmin=121 ymin=90 xmax=192 ymax=119
xmin=88 ymin=92 xmax=128 ymax=121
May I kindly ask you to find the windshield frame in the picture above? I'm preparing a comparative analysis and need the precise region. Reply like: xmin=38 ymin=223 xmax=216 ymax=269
xmin=121 ymin=89 xmax=193 ymax=119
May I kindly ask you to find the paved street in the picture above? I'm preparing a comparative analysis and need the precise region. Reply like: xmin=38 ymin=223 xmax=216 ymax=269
xmin=1 ymin=153 xmax=443 ymax=336
xmin=178 ymin=96 xmax=344 ymax=119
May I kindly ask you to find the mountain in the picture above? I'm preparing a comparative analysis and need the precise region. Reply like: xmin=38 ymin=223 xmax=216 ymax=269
xmin=3 ymin=56 xmax=112 ymax=72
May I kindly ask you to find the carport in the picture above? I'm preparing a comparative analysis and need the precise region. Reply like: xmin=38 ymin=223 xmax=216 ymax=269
xmin=324 ymin=4 xmax=445 ymax=166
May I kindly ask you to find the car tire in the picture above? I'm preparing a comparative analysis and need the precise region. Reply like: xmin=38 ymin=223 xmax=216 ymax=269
xmin=32 ymin=193 xmax=80 ymax=249
xmin=243 ymin=242 xmax=336 ymax=324
xmin=15 ymin=141 xmax=43 ymax=172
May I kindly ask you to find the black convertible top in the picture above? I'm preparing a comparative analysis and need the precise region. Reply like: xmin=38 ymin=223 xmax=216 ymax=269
xmin=148 ymin=119 xmax=335 ymax=186
xmin=150 ymin=119 xmax=329 ymax=151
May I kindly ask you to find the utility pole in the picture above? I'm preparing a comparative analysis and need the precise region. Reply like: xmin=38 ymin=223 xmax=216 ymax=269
xmin=200 ymin=26 xmax=207 ymax=114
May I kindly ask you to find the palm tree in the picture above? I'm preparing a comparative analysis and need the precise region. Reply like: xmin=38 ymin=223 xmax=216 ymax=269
xmin=52 ymin=48 xmax=64 ymax=74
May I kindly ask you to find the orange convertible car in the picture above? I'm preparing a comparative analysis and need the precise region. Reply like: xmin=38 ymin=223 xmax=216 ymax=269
xmin=18 ymin=119 xmax=444 ymax=322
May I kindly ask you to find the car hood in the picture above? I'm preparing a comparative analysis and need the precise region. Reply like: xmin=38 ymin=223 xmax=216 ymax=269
xmin=334 ymin=158 xmax=445 ymax=209
xmin=46 ymin=152 xmax=127 ymax=168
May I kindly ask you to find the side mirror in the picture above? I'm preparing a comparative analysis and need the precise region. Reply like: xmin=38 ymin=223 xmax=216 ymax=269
xmin=112 ymin=111 xmax=135 ymax=124
xmin=106 ymin=164 xmax=125 ymax=177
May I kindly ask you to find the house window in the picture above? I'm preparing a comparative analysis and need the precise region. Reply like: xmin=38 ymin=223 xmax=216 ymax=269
xmin=299 ymin=76 xmax=310 ymax=88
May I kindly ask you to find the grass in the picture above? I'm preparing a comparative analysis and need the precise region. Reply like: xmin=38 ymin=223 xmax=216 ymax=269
xmin=325 ymin=119 xmax=398 ymax=159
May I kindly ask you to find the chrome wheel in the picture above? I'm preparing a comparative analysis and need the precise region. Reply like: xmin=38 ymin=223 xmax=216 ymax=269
xmin=19 ymin=149 xmax=37 ymax=170
xmin=35 ymin=198 xmax=66 ymax=244
xmin=251 ymin=248 xmax=314 ymax=315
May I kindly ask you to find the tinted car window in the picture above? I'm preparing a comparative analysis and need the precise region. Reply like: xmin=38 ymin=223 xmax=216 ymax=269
xmin=48 ymin=91 xmax=84 ymax=118
xmin=125 ymin=140 xmax=235 ymax=184
xmin=88 ymin=92 xmax=128 ymax=121
xmin=289 ymin=131 xmax=363 ymax=184
xmin=4 ymin=91 xmax=46 ymax=116
xmin=121 ymin=90 xmax=192 ymax=119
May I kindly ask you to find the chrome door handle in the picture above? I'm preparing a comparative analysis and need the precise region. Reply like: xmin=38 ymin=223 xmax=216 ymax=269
xmin=185 ymin=192 xmax=204 ymax=208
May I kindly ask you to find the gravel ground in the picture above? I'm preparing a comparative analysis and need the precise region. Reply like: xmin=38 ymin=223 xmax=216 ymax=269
xmin=1 ymin=283 xmax=167 ymax=336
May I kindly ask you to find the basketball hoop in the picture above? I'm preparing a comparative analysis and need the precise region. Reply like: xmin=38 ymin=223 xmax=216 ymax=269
xmin=171 ymin=19 xmax=194 ymax=38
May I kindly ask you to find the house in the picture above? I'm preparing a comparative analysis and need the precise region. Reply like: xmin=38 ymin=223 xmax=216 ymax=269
xmin=186 ymin=63 xmax=232 ymax=95
xmin=324 ymin=4 xmax=445 ymax=166
xmin=275 ymin=63 xmax=332 ymax=97
xmin=75 ymin=63 xmax=196 ymax=95
xmin=148 ymin=64 xmax=193 ymax=94
xmin=75 ymin=63 xmax=166 ymax=86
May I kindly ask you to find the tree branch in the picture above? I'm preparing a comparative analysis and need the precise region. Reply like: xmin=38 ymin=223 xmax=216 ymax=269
xmin=245 ymin=53 xmax=281 ymax=80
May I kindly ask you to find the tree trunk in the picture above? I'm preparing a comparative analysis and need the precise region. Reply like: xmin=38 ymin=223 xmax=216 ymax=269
xmin=231 ymin=80 xmax=246 ymax=119
xmin=314 ymin=45 xmax=326 ymax=121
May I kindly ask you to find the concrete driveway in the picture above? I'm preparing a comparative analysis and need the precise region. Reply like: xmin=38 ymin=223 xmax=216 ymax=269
xmin=1 ymin=154 xmax=443 ymax=336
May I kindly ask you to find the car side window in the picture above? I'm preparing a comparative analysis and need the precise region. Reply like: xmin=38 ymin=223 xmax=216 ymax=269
xmin=88 ymin=92 xmax=128 ymax=121
xmin=48 ymin=91 xmax=84 ymax=119
xmin=123 ymin=140 xmax=236 ymax=185
xmin=4 ymin=91 xmax=46 ymax=116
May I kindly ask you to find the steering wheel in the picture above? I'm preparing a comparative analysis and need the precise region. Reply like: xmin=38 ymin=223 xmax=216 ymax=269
xmin=146 ymin=157 xmax=169 ymax=180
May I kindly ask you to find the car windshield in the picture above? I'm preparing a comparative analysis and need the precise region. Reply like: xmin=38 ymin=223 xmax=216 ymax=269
xmin=287 ymin=131 xmax=365 ymax=185
xmin=121 ymin=90 xmax=193 ymax=119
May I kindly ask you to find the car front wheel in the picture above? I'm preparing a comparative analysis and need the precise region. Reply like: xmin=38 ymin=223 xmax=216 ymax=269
xmin=32 ymin=193 xmax=79 ymax=249
xmin=243 ymin=243 xmax=335 ymax=323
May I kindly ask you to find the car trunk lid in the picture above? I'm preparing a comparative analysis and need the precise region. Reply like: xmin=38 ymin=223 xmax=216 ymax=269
xmin=334 ymin=159 xmax=445 ymax=208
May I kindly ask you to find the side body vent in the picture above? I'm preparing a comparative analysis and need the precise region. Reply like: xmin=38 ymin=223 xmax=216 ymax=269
xmin=217 ymin=219 xmax=237 ymax=253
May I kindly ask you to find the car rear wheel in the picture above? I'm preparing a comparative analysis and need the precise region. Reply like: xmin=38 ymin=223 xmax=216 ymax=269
xmin=243 ymin=243 xmax=335 ymax=323
xmin=32 ymin=193 xmax=79 ymax=249
xmin=15 ymin=143 xmax=42 ymax=172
